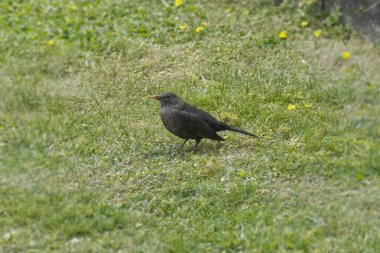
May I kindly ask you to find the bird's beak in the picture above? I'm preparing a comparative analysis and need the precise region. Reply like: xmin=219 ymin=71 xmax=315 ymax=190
xmin=151 ymin=95 xmax=159 ymax=100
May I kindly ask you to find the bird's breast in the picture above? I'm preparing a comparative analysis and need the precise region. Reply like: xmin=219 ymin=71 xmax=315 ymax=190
xmin=160 ymin=108 xmax=183 ymax=134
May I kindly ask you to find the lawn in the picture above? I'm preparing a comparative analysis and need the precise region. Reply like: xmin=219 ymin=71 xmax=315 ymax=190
xmin=0 ymin=0 xmax=379 ymax=252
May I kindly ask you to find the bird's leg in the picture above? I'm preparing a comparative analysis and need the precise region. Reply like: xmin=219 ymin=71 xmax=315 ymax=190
xmin=180 ymin=139 xmax=188 ymax=148
xmin=194 ymin=138 xmax=201 ymax=149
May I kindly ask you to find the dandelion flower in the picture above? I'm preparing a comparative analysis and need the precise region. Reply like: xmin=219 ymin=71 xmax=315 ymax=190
xmin=47 ymin=40 xmax=55 ymax=46
xmin=342 ymin=52 xmax=350 ymax=60
xmin=179 ymin=24 xmax=187 ymax=30
xmin=300 ymin=21 xmax=309 ymax=27
xmin=195 ymin=26 xmax=204 ymax=33
xmin=278 ymin=31 xmax=287 ymax=39
xmin=175 ymin=0 xmax=183 ymax=7
xmin=304 ymin=103 xmax=313 ymax=108
xmin=287 ymin=104 xmax=296 ymax=111
xmin=314 ymin=29 xmax=321 ymax=38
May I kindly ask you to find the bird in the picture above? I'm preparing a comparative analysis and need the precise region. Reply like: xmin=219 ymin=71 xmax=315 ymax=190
xmin=152 ymin=92 xmax=258 ymax=148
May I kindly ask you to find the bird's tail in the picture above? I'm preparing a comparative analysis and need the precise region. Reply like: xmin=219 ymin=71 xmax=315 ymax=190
xmin=220 ymin=123 xmax=259 ymax=138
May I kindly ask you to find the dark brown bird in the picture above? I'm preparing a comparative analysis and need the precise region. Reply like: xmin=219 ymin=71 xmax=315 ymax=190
xmin=152 ymin=92 xmax=258 ymax=148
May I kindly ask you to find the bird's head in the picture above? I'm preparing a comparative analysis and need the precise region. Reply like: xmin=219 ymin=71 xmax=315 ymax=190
xmin=151 ymin=92 xmax=181 ymax=107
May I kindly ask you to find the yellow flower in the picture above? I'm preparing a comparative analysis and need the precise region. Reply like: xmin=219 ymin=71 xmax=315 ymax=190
xmin=342 ymin=52 xmax=351 ymax=60
xmin=68 ymin=4 xmax=77 ymax=11
xmin=287 ymin=104 xmax=296 ymax=111
xmin=195 ymin=26 xmax=204 ymax=33
xmin=304 ymin=103 xmax=313 ymax=108
xmin=237 ymin=170 xmax=247 ymax=178
xmin=200 ymin=21 xmax=207 ymax=27
xmin=314 ymin=29 xmax=322 ymax=38
xmin=175 ymin=0 xmax=183 ymax=7
xmin=300 ymin=21 xmax=309 ymax=27
xmin=47 ymin=40 xmax=55 ymax=46
xmin=278 ymin=31 xmax=287 ymax=39
xmin=179 ymin=24 xmax=187 ymax=30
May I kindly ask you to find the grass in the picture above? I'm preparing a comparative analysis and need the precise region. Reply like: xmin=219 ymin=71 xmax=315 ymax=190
xmin=1 ymin=0 xmax=380 ymax=252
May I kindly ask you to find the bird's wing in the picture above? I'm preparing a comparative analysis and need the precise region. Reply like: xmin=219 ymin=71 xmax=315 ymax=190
xmin=180 ymin=103 xmax=225 ymax=131
xmin=173 ymin=110 xmax=224 ymax=140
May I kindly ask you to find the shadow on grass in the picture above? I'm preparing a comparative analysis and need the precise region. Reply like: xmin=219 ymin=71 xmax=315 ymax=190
xmin=140 ymin=140 xmax=226 ymax=159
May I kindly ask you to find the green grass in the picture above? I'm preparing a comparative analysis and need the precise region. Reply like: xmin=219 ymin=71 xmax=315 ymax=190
xmin=1 ymin=0 xmax=380 ymax=252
